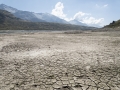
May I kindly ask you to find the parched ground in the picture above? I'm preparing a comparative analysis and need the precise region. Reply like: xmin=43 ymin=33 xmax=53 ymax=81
xmin=0 ymin=31 xmax=120 ymax=90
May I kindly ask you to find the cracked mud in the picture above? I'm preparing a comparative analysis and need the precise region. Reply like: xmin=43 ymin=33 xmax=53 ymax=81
xmin=0 ymin=31 xmax=120 ymax=90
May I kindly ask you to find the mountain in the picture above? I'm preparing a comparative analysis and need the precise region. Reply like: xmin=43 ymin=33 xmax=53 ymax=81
xmin=0 ymin=9 xmax=96 ymax=30
xmin=104 ymin=20 xmax=120 ymax=28
xmin=0 ymin=4 xmax=68 ymax=24
xmin=33 ymin=13 xmax=68 ymax=24
xmin=69 ymin=19 xmax=87 ymax=26
xmin=14 ymin=11 xmax=46 ymax=22
xmin=0 ymin=4 xmax=18 ymax=13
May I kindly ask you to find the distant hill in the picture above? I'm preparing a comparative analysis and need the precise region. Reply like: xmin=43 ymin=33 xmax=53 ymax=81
xmin=104 ymin=20 xmax=120 ymax=28
xmin=69 ymin=19 xmax=87 ymax=26
xmin=0 ymin=4 xmax=69 ymax=24
xmin=0 ymin=9 xmax=96 ymax=30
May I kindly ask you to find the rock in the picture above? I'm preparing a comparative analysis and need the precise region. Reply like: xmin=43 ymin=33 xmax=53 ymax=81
xmin=57 ymin=86 xmax=74 ymax=90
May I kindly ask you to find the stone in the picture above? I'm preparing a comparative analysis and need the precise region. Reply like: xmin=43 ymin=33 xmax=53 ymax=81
xmin=69 ymin=80 xmax=75 ymax=84
xmin=53 ymin=84 xmax=61 ymax=89
xmin=61 ymin=77 xmax=68 ymax=81
xmin=62 ymin=81 xmax=69 ymax=85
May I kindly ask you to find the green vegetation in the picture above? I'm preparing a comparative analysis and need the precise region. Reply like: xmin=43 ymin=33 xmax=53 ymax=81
xmin=105 ymin=20 xmax=120 ymax=28
xmin=0 ymin=9 xmax=95 ymax=30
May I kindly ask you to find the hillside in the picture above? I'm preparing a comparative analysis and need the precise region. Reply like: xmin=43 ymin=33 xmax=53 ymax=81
xmin=0 ymin=9 xmax=95 ymax=30
xmin=104 ymin=20 xmax=120 ymax=28
xmin=0 ymin=4 xmax=69 ymax=24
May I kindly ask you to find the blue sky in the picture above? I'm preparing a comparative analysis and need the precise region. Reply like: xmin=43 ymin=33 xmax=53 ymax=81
xmin=0 ymin=0 xmax=120 ymax=26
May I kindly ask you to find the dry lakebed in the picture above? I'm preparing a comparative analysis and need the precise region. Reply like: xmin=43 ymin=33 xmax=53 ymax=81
xmin=0 ymin=30 xmax=120 ymax=90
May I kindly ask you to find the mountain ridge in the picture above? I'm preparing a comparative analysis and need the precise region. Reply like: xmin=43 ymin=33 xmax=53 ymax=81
xmin=0 ymin=9 xmax=96 ymax=30
xmin=0 ymin=4 xmax=69 ymax=24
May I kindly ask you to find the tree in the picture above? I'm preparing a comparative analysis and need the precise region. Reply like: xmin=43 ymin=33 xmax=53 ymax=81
xmin=111 ymin=21 xmax=115 ymax=24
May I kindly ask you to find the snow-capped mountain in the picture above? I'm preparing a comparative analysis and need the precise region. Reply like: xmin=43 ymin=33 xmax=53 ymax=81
xmin=0 ymin=4 xmax=69 ymax=24
xmin=69 ymin=19 xmax=87 ymax=26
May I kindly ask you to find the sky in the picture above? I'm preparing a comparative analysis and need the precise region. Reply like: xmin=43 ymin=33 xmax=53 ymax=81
xmin=0 ymin=0 xmax=120 ymax=26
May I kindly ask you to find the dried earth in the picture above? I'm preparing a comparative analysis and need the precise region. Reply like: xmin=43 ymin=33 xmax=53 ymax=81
xmin=0 ymin=31 xmax=120 ymax=90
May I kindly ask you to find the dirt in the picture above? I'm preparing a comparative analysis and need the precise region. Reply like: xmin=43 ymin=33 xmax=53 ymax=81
xmin=0 ymin=31 xmax=120 ymax=90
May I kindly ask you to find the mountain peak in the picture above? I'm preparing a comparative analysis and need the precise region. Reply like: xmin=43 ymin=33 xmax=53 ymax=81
xmin=0 ymin=4 xmax=7 ymax=7
xmin=0 ymin=4 xmax=18 ymax=13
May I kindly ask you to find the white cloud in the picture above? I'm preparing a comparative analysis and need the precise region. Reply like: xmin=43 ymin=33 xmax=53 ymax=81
xmin=51 ymin=2 xmax=66 ymax=19
xmin=103 ymin=4 xmax=108 ymax=8
xmin=51 ymin=2 xmax=104 ymax=27
xmin=71 ymin=11 xmax=104 ymax=26
xmin=82 ymin=17 xmax=104 ymax=25
xmin=96 ymin=4 xmax=108 ymax=8
xmin=73 ymin=12 xmax=90 ymax=20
